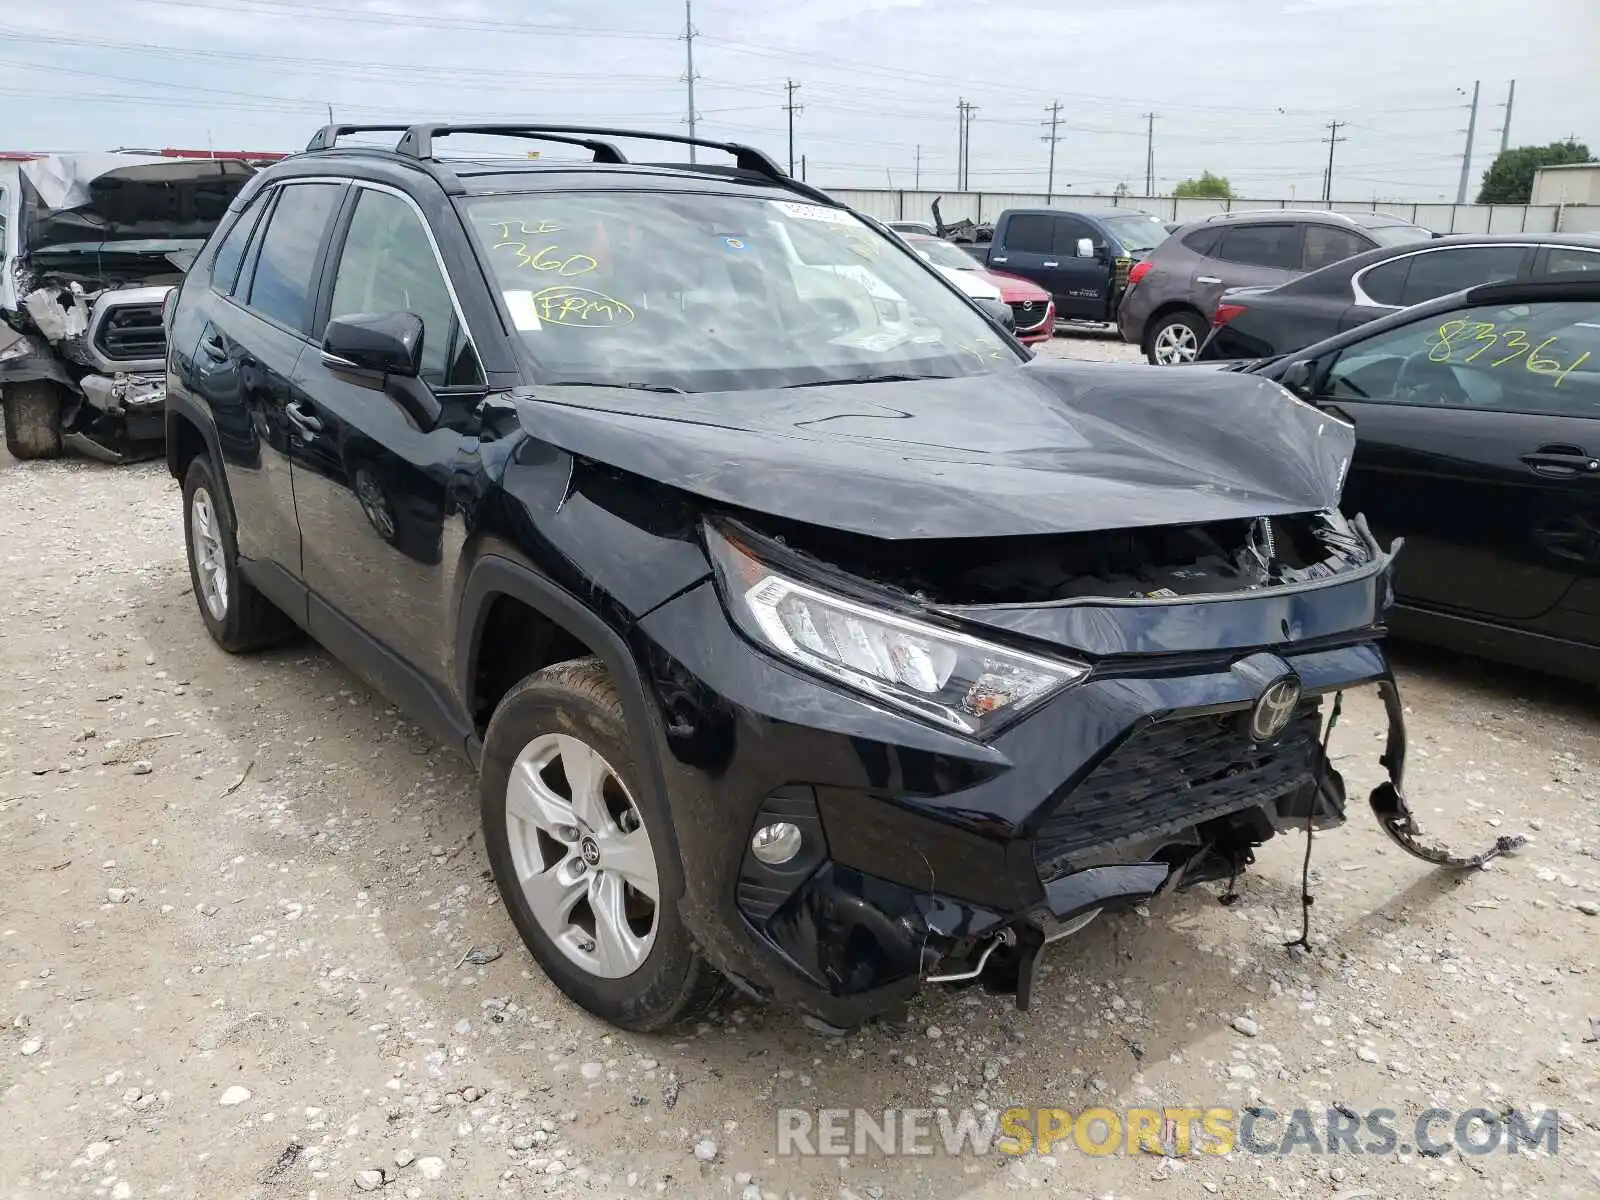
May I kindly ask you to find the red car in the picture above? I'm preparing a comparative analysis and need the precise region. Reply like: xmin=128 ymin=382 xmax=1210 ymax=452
xmin=904 ymin=235 xmax=1056 ymax=344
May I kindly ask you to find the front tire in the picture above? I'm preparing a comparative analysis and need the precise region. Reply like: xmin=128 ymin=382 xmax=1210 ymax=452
xmin=181 ymin=456 xmax=297 ymax=652
xmin=2 ymin=381 xmax=65 ymax=460
xmin=481 ymin=658 xmax=725 ymax=1031
xmin=1145 ymin=310 xmax=1208 ymax=365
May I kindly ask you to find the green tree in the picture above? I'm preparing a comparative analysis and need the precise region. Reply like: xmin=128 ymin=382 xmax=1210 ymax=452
xmin=1477 ymin=141 xmax=1594 ymax=204
xmin=1173 ymin=171 xmax=1233 ymax=199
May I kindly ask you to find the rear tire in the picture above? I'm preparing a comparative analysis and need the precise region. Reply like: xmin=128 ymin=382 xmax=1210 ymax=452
xmin=181 ymin=456 xmax=298 ymax=652
xmin=481 ymin=658 xmax=725 ymax=1031
xmin=2 ymin=381 xmax=65 ymax=460
xmin=1144 ymin=310 xmax=1208 ymax=365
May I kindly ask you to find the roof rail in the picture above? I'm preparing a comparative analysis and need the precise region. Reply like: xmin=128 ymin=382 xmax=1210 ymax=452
xmin=305 ymin=124 xmax=413 ymax=152
xmin=392 ymin=123 xmax=788 ymax=182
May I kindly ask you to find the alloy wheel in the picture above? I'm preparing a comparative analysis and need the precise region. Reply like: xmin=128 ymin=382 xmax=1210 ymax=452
xmin=1152 ymin=321 xmax=1199 ymax=364
xmin=505 ymin=732 xmax=659 ymax=978
xmin=190 ymin=487 xmax=230 ymax=621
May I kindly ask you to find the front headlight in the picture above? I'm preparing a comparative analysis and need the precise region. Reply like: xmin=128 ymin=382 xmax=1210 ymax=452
xmin=706 ymin=523 xmax=1086 ymax=735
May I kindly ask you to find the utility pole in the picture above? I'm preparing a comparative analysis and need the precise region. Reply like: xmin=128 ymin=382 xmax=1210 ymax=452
xmin=1455 ymin=80 xmax=1480 ymax=204
xmin=914 ymin=144 xmax=921 ymax=190
xmin=962 ymin=102 xmax=978 ymax=189
xmin=1321 ymin=120 xmax=1347 ymax=203
xmin=682 ymin=0 xmax=699 ymax=162
xmin=326 ymin=103 xmax=334 ymax=124
xmin=956 ymin=99 xmax=966 ymax=190
xmin=783 ymin=80 xmax=803 ymax=175
xmin=1141 ymin=112 xmax=1157 ymax=196
xmin=1041 ymin=101 xmax=1063 ymax=202
xmin=1496 ymin=79 xmax=1516 ymax=155
xmin=800 ymin=153 xmax=806 ymax=181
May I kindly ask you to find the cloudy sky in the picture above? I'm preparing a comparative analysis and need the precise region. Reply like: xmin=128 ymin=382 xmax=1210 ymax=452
xmin=4 ymin=0 xmax=1596 ymax=201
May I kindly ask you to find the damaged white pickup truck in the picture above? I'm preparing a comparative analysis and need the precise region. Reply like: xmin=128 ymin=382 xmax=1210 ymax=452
xmin=1 ymin=154 xmax=256 ymax=463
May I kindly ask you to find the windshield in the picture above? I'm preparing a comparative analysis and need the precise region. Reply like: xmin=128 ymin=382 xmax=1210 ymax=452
xmin=1099 ymin=213 xmax=1170 ymax=253
xmin=1366 ymin=224 xmax=1435 ymax=247
xmin=464 ymin=191 xmax=1020 ymax=392
xmin=914 ymin=239 xmax=982 ymax=271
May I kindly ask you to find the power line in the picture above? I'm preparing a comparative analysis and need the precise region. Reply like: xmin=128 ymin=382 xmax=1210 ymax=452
xmin=1041 ymin=100 xmax=1063 ymax=202
xmin=783 ymin=79 xmax=803 ymax=175
xmin=1321 ymin=120 xmax=1348 ymax=202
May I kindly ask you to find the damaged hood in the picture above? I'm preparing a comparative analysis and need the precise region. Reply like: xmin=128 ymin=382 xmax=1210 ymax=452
xmin=511 ymin=359 xmax=1354 ymax=539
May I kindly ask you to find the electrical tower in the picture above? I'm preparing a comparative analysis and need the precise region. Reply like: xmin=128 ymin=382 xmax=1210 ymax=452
xmin=1041 ymin=101 xmax=1063 ymax=202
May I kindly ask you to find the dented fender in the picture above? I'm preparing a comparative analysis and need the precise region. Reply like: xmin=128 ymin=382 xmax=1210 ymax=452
xmin=0 ymin=328 xmax=77 ymax=390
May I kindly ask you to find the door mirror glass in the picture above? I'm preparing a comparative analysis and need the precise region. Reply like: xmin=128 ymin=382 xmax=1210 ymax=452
xmin=1076 ymin=237 xmax=1096 ymax=259
xmin=1279 ymin=359 xmax=1314 ymax=394
xmin=974 ymin=296 xmax=1016 ymax=331
xmin=323 ymin=312 xmax=425 ymax=377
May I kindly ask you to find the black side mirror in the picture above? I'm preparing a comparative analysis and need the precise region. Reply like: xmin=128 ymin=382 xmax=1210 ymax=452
xmin=974 ymin=296 xmax=1016 ymax=332
xmin=322 ymin=312 xmax=424 ymax=378
xmin=1279 ymin=359 xmax=1314 ymax=394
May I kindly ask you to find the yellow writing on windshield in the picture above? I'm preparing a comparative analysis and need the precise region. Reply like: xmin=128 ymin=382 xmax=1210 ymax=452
xmin=494 ymin=241 xmax=599 ymax=277
xmin=490 ymin=219 xmax=563 ymax=239
xmin=532 ymin=285 xmax=634 ymax=328
xmin=953 ymin=342 xmax=1009 ymax=365
xmin=1429 ymin=319 xmax=1592 ymax=388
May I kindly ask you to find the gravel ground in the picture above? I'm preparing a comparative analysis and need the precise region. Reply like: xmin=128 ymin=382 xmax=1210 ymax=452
xmin=3 ymin=331 xmax=1598 ymax=1199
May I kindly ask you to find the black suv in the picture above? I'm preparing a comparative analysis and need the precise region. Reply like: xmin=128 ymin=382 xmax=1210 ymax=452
xmin=164 ymin=123 xmax=1507 ymax=1032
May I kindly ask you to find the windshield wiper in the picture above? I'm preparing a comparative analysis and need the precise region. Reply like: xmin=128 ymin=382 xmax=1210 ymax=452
xmin=542 ymin=380 xmax=688 ymax=394
xmin=785 ymin=373 xmax=954 ymax=388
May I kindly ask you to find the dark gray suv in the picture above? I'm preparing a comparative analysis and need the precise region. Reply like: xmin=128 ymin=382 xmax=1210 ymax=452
xmin=1117 ymin=209 xmax=1432 ymax=364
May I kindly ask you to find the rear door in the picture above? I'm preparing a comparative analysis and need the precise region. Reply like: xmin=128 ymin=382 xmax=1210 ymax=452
xmin=985 ymin=213 xmax=1058 ymax=298
xmin=1193 ymin=222 xmax=1303 ymax=319
xmin=1349 ymin=244 xmax=1532 ymax=326
xmin=1048 ymin=214 xmax=1106 ymax=320
xmin=1313 ymin=293 xmax=1600 ymax=624
xmin=1536 ymin=245 xmax=1600 ymax=276
xmin=187 ymin=180 xmax=346 ymax=583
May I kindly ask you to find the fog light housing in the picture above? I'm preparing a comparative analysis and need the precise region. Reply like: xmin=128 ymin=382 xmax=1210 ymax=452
xmin=751 ymin=821 xmax=804 ymax=865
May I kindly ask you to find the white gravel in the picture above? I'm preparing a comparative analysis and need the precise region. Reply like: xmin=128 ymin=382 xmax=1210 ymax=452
xmin=3 ymin=358 xmax=1597 ymax=1198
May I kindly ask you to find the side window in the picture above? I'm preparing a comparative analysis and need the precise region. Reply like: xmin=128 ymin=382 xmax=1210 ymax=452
xmin=1358 ymin=257 xmax=1411 ymax=305
xmin=209 ymin=193 xmax=267 ymax=296
xmin=1181 ymin=226 xmax=1223 ymax=256
xmin=245 ymin=182 xmax=343 ymax=334
xmin=328 ymin=188 xmax=480 ymax=388
xmin=1002 ymin=214 xmax=1053 ymax=254
xmin=1215 ymin=224 xmax=1301 ymax=270
xmin=1543 ymin=247 xmax=1600 ymax=275
xmin=1303 ymin=226 xmax=1371 ymax=272
xmin=1321 ymin=299 xmax=1599 ymax=417
xmin=1050 ymin=216 xmax=1095 ymax=256
xmin=1398 ymin=246 xmax=1526 ymax=306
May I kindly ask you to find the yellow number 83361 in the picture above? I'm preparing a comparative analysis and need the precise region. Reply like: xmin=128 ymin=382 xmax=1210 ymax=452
xmin=1427 ymin=318 xmax=1592 ymax=387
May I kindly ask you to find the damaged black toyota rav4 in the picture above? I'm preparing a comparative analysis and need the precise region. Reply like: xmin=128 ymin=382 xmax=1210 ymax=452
xmin=164 ymin=123 xmax=1515 ymax=1032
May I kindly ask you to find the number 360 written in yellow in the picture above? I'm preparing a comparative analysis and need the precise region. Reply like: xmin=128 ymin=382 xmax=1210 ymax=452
xmin=1428 ymin=319 xmax=1591 ymax=387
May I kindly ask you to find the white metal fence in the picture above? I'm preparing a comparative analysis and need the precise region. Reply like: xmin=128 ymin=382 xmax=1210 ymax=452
xmin=829 ymin=188 xmax=1600 ymax=236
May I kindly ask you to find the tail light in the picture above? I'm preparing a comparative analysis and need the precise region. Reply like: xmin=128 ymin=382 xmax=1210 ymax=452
xmin=1213 ymin=302 xmax=1248 ymax=328
xmin=1127 ymin=260 xmax=1152 ymax=287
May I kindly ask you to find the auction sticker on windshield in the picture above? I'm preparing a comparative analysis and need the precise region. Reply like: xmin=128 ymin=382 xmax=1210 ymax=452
xmin=771 ymin=200 xmax=861 ymax=226
xmin=503 ymin=289 xmax=543 ymax=332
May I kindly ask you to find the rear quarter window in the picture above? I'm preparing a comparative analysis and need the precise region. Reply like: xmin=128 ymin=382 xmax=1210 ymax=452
xmin=1181 ymin=227 xmax=1223 ymax=256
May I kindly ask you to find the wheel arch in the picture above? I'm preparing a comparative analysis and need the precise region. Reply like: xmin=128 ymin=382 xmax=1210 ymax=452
xmin=165 ymin=393 xmax=235 ymax=520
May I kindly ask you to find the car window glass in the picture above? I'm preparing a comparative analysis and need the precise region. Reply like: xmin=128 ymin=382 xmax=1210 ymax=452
xmin=1398 ymin=245 xmax=1525 ymax=306
xmin=1216 ymin=224 xmax=1301 ymax=270
xmin=210 ymin=193 xmax=266 ymax=296
xmin=1050 ymin=216 xmax=1094 ymax=255
xmin=1544 ymin=247 xmax=1600 ymax=275
xmin=1303 ymin=226 xmax=1370 ymax=272
xmin=329 ymin=188 xmax=479 ymax=388
xmin=1182 ymin=227 xmax=1223 ymax=256
xmin=1003 ymin=214 xmax=1053 ymax=253
xmin=1359 ymin=257 xmax=1410 ymax=305
xmin=246 ymin=182 xmax=343 ymax=333
xmin=1321 ymin=298 xmax=1598 ymax=418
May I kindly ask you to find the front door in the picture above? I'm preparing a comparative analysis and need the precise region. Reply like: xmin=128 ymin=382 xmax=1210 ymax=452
xmin=1314 ymin=292 xmax=1600 ymax=624
xmin=1049 ymin=215 xmax=1108 ymax=321
xmin=288 ymin=183 xmax=486 ymax=693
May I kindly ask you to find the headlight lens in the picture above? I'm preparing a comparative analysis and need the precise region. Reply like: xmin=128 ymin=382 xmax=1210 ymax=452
xmin=707 ymin=523 xmax=1086 ymax=735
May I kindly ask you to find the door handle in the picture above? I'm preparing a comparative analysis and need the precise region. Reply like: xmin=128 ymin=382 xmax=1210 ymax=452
xmin=1520 ymin=445 xmax=1599 ymax=478
xmin=991 ymin=256 xmax=1008 ymax=263
xmin=285 ymin=401 xmax=323 ymax=438
xmin=1197 ymin=275 xmax=1223 ymax=285
xmin=199 ymin=331 xmax=226 ymax=362
xmin=1042 ymin=261 xmax=1059 ymax=268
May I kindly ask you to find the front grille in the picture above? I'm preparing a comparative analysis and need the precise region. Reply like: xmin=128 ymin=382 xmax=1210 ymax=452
xmin=1008 ymin=300 xmax=1050 ymax=331
xmin=1033 ymin=703 xmax=1322 ymax=881
xmin=94 ymin=303 xmax=166 ymax=363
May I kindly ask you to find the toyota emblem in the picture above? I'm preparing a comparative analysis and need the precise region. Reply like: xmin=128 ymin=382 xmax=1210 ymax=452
xmin=1248 ymin=677 xmax=1302 ymax=741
